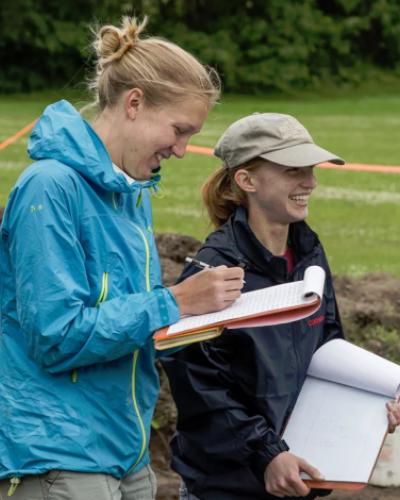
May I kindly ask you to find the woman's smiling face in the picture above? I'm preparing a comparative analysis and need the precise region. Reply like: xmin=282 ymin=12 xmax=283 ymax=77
xmin=116 ymin=93 xmax=209 ymax=181
xmin=246 ymin=161 xmax=317 ymax=225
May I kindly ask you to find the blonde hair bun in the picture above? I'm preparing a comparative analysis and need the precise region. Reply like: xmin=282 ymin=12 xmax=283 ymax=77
xmin=88 ymin=15 xmax=220 ymax=111
xmin=95 ymin=16 xmax=148 ymax=66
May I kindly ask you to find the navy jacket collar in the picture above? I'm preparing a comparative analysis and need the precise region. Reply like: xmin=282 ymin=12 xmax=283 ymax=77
xmin=202 ymin=206 xmax=320 ymax=280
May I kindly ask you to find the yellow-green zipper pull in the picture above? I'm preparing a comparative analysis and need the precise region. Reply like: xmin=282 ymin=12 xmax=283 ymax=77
xmin=7 ymin=477 xmax=21 ymax=496
xmin=136 ymin=189 xmax=143 ymax=208
xmin=71 ymin=369 xmax=78 ymax=383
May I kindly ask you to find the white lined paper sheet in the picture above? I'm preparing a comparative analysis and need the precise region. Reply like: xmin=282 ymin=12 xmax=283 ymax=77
xmin=167 ymin=265 xmax=325 ymax=336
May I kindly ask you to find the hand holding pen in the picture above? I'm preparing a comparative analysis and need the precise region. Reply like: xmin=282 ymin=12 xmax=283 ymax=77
xmin=169 ymin=258 xmax=245 ymax=316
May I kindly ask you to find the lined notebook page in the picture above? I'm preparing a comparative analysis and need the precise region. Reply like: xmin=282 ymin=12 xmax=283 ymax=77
xmin=168 ymin=280 xmax=310 ymax=336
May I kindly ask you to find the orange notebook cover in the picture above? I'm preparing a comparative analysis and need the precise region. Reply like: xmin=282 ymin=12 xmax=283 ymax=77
xmin=304 ymin=480 xmax=366 ymax=491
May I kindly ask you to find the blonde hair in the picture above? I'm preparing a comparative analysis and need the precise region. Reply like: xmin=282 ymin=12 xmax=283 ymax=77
xmin=88 ymin=16 xmax=220 ymax=110
xmin=202 ymin=158 xmax=264 ymax=228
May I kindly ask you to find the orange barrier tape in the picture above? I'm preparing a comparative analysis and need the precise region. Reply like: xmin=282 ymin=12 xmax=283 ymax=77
xmin=2 ymin=121 xmax=400 ymax=174
xmin=317 ymin=162 xmax=400 ymax=174
xmin=0 ymin=120 xmax=37 ymax=151
xmin=187 ymin=145 xmax=400 ymax=174
xmin=186 ymin=145 xmax=214 ymax=155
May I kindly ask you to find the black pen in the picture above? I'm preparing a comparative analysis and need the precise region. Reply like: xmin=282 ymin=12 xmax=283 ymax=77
xmin=185 ymin=257 xmax=246 ymax=283
xmin=185 ymin=257 xmax=212 ymax=269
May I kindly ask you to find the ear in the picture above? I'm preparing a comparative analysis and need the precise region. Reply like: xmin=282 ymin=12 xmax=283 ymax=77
xmin=234 ymin=169 xmax=257 ymax=193
xmin=125 ymin=88 xmax=144 ymax=120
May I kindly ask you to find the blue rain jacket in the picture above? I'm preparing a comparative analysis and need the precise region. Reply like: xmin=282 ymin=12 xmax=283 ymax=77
xmin=0 ymin=100 xmax=180 ymax=479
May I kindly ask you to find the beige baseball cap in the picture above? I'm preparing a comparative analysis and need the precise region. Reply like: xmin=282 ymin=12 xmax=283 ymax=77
xmin=214 ymin=113 xmax=345 ymax=168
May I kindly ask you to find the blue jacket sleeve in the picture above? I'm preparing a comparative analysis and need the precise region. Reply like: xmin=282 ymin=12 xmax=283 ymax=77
xmin=4 ymin=170 xmax=180 ymax=373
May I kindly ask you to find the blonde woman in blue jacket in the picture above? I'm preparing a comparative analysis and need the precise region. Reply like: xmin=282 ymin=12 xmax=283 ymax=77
xmin=0 ymin=17 xmax=244 ymax=500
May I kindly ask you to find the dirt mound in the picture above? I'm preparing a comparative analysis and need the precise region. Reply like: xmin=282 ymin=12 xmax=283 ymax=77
xmin=335 ymin=274 xmax=400 ymax=360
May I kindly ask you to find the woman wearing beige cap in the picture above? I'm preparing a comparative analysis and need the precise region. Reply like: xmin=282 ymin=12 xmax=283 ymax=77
xmin=162 ymin=113 xmax=400 ymax=500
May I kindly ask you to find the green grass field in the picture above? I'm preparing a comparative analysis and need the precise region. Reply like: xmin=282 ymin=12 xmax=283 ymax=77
xmin=1 ymin=90 xmax=400 ymax=276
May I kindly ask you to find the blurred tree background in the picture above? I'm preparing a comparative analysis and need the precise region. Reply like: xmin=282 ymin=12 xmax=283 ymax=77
xmin=1 ymin=0 xmax=400 ymax=94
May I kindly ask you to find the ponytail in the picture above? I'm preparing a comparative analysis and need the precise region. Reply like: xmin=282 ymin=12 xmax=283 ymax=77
xmin=202 ymin=159 xmax=262 ymax=228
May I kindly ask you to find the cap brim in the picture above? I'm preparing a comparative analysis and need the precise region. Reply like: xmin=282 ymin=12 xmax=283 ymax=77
xmin=259 ymin=143 xmax=345 ymax=167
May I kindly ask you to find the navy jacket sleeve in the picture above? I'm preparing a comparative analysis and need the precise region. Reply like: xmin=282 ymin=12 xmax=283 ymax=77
xmin=163 ymin=252 xmax=290 ymax=473
xmin=162 ymin=337 xmax=289 ymax=474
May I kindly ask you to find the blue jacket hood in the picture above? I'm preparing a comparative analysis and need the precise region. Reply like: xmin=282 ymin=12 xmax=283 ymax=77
xmin=28 ymin=99 xmax=160 ymax=193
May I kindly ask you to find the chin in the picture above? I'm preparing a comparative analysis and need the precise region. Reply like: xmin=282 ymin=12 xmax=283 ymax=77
xmin=135 ymin=168 xmax=154 ymax=181
xmin=288 ymin=211 xmax=308 ymax=223
xmin=296 ymin=213 xmax=308 ymax=222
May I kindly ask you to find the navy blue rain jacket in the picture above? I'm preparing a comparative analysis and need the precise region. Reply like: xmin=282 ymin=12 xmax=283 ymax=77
xmin=162 ymin=207 xmax=344 ymax=500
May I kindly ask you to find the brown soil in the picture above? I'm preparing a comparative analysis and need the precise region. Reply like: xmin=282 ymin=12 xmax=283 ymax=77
xmin=153 ymin=232 xmax=400 ymax=500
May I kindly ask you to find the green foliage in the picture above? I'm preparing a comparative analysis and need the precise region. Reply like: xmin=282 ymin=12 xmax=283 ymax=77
xmin=2 ymin=0 xmax=400 ymax=93
xmin=151 ymin=0 xmax=400 ymax=92
xmin=0 ymin=1 xmax=90 ymax=92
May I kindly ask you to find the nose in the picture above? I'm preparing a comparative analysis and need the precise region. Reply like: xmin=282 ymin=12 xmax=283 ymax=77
xmin=301 ymin=167 xmax=317 ymax=189
xmin=171 ymin=138 xmax=188 ymax=159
